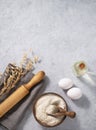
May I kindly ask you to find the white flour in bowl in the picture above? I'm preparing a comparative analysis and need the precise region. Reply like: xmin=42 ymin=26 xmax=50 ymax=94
xmin=35 ymin=93 xmax=67 ymax=127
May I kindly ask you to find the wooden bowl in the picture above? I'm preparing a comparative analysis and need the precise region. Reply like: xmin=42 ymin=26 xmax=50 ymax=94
xmin=33 ymin=92 xmax=68 ymax=127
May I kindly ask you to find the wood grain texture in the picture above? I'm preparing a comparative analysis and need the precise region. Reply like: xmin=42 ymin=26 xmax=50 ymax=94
xmin=0 ymin=71 xmax=45 ymax=118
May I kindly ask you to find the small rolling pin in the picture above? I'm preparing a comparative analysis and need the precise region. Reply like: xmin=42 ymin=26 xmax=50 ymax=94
xmin=0 ymin=71 xmax=45 ymax=118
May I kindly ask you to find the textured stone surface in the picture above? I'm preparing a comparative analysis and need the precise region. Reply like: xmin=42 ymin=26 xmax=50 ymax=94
xmin=0 ymin=0 xmax=96 ymax=130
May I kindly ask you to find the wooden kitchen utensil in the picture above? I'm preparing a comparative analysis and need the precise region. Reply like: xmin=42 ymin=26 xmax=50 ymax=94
xmin=47 ymin=107 xmax=76 ymax=118
xmin=0 ymin=71 xmax=45 ymax=118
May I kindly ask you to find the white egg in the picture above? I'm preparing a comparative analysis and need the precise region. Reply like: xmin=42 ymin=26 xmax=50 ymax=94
xmin=67 ymin=87 xmax=82 ymax=100
xmin=58 ymin=78 xmax=73 ymax=90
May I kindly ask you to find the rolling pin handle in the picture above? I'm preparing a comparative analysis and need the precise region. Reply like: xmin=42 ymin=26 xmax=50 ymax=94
xmin=25 ymin=71 xmax=45 ymax=90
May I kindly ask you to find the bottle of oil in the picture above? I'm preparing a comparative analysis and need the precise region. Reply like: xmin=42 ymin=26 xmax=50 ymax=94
xmin=73 ymin=61 xmax=88 ymax=77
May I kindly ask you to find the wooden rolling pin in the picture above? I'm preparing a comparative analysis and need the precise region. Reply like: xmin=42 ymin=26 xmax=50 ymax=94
xmin=0 ymin=71 xmax=45 ymax=118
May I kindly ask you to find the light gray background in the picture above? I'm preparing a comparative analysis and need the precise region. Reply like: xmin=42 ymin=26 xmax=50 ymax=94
xmin=0 ymin=0 xmax=96 ymax=130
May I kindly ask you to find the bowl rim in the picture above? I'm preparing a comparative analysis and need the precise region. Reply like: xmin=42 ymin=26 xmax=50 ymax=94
xmin=33 ymin=92 xmax=68 ymax=127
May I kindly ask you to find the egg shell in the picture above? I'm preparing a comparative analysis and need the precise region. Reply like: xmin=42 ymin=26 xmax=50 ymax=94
xmin=67 ymin=87 xmax=82 ymax=100
xmin=58 ymin=78 xmax=73 ymax=90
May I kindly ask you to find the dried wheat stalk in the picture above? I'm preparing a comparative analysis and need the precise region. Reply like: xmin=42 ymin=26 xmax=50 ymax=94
xmin=0 ymin=51 xmax=40 ymax=97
